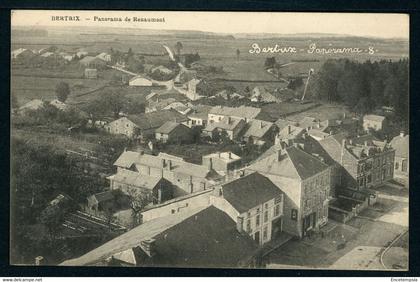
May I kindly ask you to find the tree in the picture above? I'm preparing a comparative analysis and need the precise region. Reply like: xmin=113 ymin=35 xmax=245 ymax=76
xmin=125 ymin=188 xmax=153 ymax=228
xmin=264 ymin=57 xmax=276 ymax=69
xmin=175 ymin=42 xmax=183 ymax=56
xmin=55 ymin=82 xmax=70 ymax=103
xmin=100 ymin=89 xmax=125 ymax=119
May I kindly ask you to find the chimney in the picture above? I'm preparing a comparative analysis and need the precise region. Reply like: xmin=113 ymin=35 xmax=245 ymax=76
xmin=208 ymin=158 xmax=213 ymax=170
xmin=400 ymin=131 xmax=405 ymax=137
xmin=167 ymin=160 xmax=173 ymax=170
xmin=35 ymin=256 xmax=44 ymax=266
xmin=141 ymin=239 xmax=156 ymax=257
xmin=277 ymin=150 xmax=283 ymax=161
xmin=317 ymin=121 xmax=321 ymax=128
xmin=287 ymin=125 xmax=291 ymax=135
xmin=343 ymin=112 xmax=346 ymax=119
xmin=236 ymin=216 xmax=244 ymax=233
xmin=228 ymin=152 xmax=232 ymax=159
xmin=227 ymin=117 xmax=231 ymax=124
xmin=342 ymin=139 xmax=347 ymax=148
xmin=260 ymin=121 xmax=263 ymax=129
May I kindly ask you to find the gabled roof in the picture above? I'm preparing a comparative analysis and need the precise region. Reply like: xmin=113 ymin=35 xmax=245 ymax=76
xmin=243 ymin=119 xmax=274 ymax=139
xmin=252 ymin=87 xmax=279 ymax=103
xmin=222 ymin=172 xmax=282 ymax=213
xmin=79 ymin=56 xmax=100 ymax=64
xmin=114 ymin=151 xmax=143 ymax=168
xmin=390 ymin=134 xmax=409 ymax=158
xmin=108 ymin=170 xmax=162 ymax=190
xmin=209 ymin=106 xmax=261 ymax=120
xmin=277 ymin=124 xmax=305 ymax=141
xmin=89 ymin=191 xmax=114 ymax=203
xmin=19 ymin=99 xmax=45 ymax=111
xmin=60 ymin=206 xmax=208 ymax=266
xmin=275 ymin=118 xmax=297 ymax=131
xmin=113 ymin=151 xmax=220 ymax=180
xmin=286 ymin=146 xmax=329 ymax=179
xmin=204 ymin=116 xmax=245 ymax=132
xmin=156 ymin=121 xmax=186 ymax=134
xmin=126 ymin=110 xmax=188 ymax=130
xmin=364 ymin=114 xmax=385 ymax=122
xmin=248 ymin=145 xmax=328 ymax=180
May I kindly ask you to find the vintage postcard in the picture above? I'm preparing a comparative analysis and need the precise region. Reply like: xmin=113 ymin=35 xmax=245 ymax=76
xmin=10 ymin=10 xmax=409 ymax=270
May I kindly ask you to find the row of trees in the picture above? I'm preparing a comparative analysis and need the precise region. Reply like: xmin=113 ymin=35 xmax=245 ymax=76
xmin=306 ymin=58 xmax=409 ymax=122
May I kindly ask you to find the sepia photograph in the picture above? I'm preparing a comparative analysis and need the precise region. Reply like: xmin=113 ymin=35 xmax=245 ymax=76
xmin=10 ymin=10 xmax=409 ymax=270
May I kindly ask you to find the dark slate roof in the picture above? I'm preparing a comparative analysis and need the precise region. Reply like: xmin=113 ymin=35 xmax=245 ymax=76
xmin=285 ymin=146 xmax=329 ymax=179
xmin=222 ymin=172 xmax=282 ymax=213
xmin=134 ymin=206 xmax=259 ymax=268
xmin=61 ymin=206 xmax=258 ymax=268
xmin=127 ymin=109 xmax=188 ymax=130
xmin=156 ymin=121 xmax=184 ymax=134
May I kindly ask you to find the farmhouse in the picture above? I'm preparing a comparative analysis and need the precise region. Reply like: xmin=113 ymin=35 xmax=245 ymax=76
xmin=49 ymin=99 xmax=68 ymax=111
xmin=246 ymin=145 xmax=331 ymax=238
xmin=243 ymin=120 xmax=277 ymax=145
xmin=84 ymin=68 xmax=98 ymax=79
xmin=11 ymin=48 xmax=35 ymax=60
xmin=79 ymin=56 xmax=107 ymax=68
xmin=113 ymin=150 xmax=223 ymax=196
xmin=108 ymin=169 xmax=174 ymax=205
xmin=18 ymin=99 xmax=45 ymax=113
xmin=186 ymin=105 xmax=212 ymax=127
xmin=208 ymin=106 xmax=261 ymax=123
xmin=87 ymin=191 xmax=115 ymax=214
xmin=155 ymin=121 xmax=193 ymax=144
xmin=363 ymin=114 xmax=386 ymax=131
xmin=202 ymin=151 xmax=242 ymax=176
xmin=129 ymin=76 xmax=153 ymax=87
xmin=105 ymin=110 xmax=189 ymax=140
xmin=251 ymin=87 xmax=279 ymax=103
xmin=203 ymin=116 xmax=247 ymax=141
xmin=96 ymin=52 xmax=112 ymax=62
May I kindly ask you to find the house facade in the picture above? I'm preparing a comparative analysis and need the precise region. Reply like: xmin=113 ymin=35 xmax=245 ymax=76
xmin=210 ymin=172 xmax=284 ymax=246
xmin=390 ymin=132 xmax=409 ymax=184
xmin=203 ymin=117 xmax=247 ymax=141
xmin=113 ymin=151 xmax=223 ymax=197
xmin=155 ymin=121 xmax=193 ymax=144
xmin=318 ymin=134 xmax=395 ymax=190
xmin=105 ymin=117 xmax=139 ymax=139
xmin=363 ymin=114 xmax=386 ymax=131
xmin=246 ymin=146 xmax=331 ymax=238
xmin=108 ymin=169 xmax=173 ymax=204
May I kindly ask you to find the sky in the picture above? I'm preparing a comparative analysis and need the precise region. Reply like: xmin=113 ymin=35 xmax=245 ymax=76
xmin=11 ymin=10 xmax=409 ymax=39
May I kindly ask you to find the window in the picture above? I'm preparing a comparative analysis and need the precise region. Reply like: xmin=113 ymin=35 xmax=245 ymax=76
xmin=402 ymin=160 xmax=407 ymax=172
xmin=367 ymin=174 xmax=372 ymax=184
xmin=256 ymin=208 xmax=260 ymax=214
xmin=171 ymin=209 xmax=176 ymax=214
xmin=395 ymin=162 xmax=399 ymax=170
xmin=264 ymin=203 xmax=268 ymax=209
xmin=264 ymin=211 xmax=268 ymax=223
xmin=256 ymin=215 xmax=260 ymax=227
xmin=246 ymin=220 xmax=251 ymax=232
xmin=263 ymin=226 xmax=268 ymax=240
xmin=247 ymin=211 xmax=251 ymax=218
xmin=274 ymin=204 xmax=280 ymax=217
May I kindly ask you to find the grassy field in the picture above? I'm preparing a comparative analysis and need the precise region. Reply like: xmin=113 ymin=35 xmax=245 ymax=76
xmin=287 ymin=103 xmax=352 ymax=121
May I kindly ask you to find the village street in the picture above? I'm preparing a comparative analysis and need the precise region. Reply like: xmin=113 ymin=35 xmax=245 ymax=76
xmin=266 ymin=182 xmax=409 ymax=270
